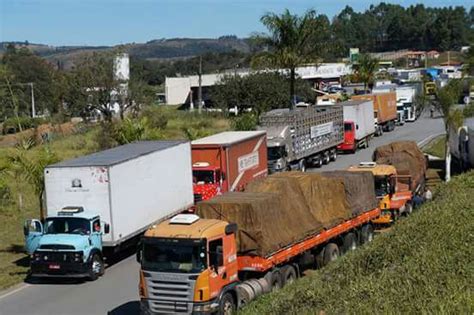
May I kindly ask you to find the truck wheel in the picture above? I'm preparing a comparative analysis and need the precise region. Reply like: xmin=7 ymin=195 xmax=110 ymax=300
xmin=322 ymin=243 xmax=339 ymax=266
xmin=315 ymin=155 xmax=323 ymax=168
xmin=330 ymin=149 xmax=337 ymax=161
xmin=88 ymin=254 xmax=104 ymax=281
xmin=365 ymin=137 xmax=370 ymax=148
xmin=299 ymin=159 xmax=306 ymax=172
xmin=323 ymin=151 xmax=330 ymax=164
xmin=281 ymin=265 xmax=297 ymax=286
xmin=342 ymin=233 xmax=357 ymax=254
xmin=219 ymin=292 xmax=236 ymax=315
xmin=404 ymin=202 xmax=413 ymax=216
xmin=265 ymin=271 xmax=282 ymax=292
xmin=360 ymin=224 xmax=374 ymax=244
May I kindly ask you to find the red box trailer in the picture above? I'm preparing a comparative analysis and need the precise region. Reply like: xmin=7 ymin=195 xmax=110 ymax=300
xmin=191 ymin=131 xmax=267 ymax=201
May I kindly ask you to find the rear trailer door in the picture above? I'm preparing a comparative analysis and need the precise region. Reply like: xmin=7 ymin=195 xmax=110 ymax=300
xmin=44 ymin=166 xmax=113 ymax=243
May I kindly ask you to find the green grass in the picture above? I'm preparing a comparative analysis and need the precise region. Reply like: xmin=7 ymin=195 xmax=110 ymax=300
xmin=241 ymin=171 xmax=474 ymax=314
xmin=423 ymin=135 xmax=446 ymax=158
xmin=0 ymin=108 xmax=230 ymax=290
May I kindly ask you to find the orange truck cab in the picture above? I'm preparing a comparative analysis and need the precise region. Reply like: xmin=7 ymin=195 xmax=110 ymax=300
xmin=348 ymin=162 xmax=412 ymax=224
xmin=137 ymin=214 xmax=238 ymax=314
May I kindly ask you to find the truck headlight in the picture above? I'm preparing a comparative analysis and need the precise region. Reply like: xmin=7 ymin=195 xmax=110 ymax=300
xmin=74 ymin=252 xmax=83 ymax=262
xmin=193 ymin=304 xmax=213 ymax=312
xmin=32 ymin=253 xmax=41 ymax=261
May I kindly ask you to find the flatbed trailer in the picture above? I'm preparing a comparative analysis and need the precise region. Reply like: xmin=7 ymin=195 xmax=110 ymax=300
xmin=237 ymin=208 xmax=380 ymax=271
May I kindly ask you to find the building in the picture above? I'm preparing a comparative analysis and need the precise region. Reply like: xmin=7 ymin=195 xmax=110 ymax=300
xmin=165 ymin=63 xmax=351 ymax=106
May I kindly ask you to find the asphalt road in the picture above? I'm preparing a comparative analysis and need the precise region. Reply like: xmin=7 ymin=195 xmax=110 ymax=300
xmin=0 ymin=114 xmax=444 ymax=315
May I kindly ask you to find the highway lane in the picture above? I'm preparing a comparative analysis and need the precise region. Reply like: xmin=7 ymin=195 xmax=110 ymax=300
xmin=0 ymin=114 xmax=444 ymax=315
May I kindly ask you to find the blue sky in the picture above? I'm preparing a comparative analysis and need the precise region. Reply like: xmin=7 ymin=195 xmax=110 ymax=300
xmin=0 ymin=0 xmax=471 ymax=46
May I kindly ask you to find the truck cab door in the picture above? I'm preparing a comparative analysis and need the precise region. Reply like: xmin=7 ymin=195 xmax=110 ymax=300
xmin=24 ymin=219 xmax=43 ymax=254
xmin=90 ymin=219 xmax=103 ymax=251
xmin=208 ymin=233 xmax=238 ymax=300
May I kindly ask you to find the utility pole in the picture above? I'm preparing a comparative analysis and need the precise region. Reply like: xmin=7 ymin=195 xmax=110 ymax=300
xmin=198 ymin=56 xmax=203 ymax=114
xmin=29 ymin=82 xmax=36 ymax=118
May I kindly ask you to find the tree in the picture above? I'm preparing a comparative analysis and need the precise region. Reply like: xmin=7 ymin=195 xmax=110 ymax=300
xmin=353 ymin=54 xmax=379 ymax=92
xmin=252 ymin=9 xmax=327 ymax=108
xmin=212 ymin=72 xmax=315 ymax=115
xmin=436 ymin=80 xmax=464 ymax=182
xmin=8 ymin=144 xmax=58 ymax=219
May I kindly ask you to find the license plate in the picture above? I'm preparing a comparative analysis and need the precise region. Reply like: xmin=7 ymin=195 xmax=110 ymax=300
xmin=48 ymin=264 xmax=60 ymax=270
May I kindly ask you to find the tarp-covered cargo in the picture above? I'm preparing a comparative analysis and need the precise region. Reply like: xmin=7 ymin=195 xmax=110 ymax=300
xmin=197 ymin=173 xmax=352 ymax=257
xmin=271 ymin=172 xmax=351 ymax=228
xmin=197 ymin=192 xmax=311 ymax=256
xmin=373 ymin=141 xmax=427 ymax=191
xmin=320 ymin=171 xmax=378 ymax=216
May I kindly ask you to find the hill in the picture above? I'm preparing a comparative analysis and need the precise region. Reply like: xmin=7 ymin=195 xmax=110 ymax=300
xmin=0 ymin=36 xmax=250 ymax=66
xmin=241 ymin=171 xmax=474 ymax=314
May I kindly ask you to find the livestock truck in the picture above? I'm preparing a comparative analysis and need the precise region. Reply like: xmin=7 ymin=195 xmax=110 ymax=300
xmin=137 ymin=172 xmax=380 ymax=314
xmin=352 ymin=92 xmax=397 ymax=136
xmin=449 ymin=117 xmax=474 ymax=171
xmin=191 ymin=131 xmax=267 ymax=202
xmin=23 ymin=141 xmax=194 ymax=280
xmin=337 ymin=100 xmax=375 ymax=153
xmin=259 ymin=105 xmax=343 ymax=173
xmin=348 ymin=141 xmax=427 ymax=224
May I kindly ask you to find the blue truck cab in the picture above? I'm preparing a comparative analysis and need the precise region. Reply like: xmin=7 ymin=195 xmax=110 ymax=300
xmin=24 ymin=206 xmax=110 ymax=280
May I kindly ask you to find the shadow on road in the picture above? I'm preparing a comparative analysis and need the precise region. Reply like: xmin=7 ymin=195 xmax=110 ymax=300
xmin=107 ymin=300 xmax=140 ymax=315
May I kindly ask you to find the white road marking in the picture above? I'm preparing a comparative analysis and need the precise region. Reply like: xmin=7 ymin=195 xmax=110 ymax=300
xmin=0 ymin=284 xmax=30 ymax=300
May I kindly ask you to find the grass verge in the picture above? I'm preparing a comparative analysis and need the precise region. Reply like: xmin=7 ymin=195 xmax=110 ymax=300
xmin=423 ymin=135 xmax=445 ymax=158
xmin=241 ymin=171 xmax=474 ymax=314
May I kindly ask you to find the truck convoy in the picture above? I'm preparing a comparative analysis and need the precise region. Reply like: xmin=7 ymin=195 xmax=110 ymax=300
xmin=352 ymin=92 xmax=397 ymax=136
xmin=337 ymin=100 xmax=375 ymax=153
xmin=449 ymin=117 xmax=474 ymax=171
xmin=23 ymin=141 xmax=194 ymax=280
xmin=137 ymin=171 xmax=380 ymax=314
xmin=191 ymin=131 xmax=267 ymax=202
xmin=259 ymin=105 xmax=343 ymax=173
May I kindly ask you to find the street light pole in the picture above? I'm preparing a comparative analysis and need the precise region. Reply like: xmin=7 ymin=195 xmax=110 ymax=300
xmin=29 ymin=82 xmax=36 ymax=118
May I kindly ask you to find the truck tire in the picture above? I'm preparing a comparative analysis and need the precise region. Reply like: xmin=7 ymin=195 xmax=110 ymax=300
xmin=219 ymin=292 xmax=236 ymax=315
xmin=342 ymin=233 xmax=357 ymax=254
xmin=322 ymin=243 xmax=339 ymax=266
xmin=404 ymin=202 xmax=413 ymax=216
xmin=314 ymin=155 xmax=323 ymax=168
xmin=265 ymin=271 xmax=282 ymax=292
xmin=281 ymin=265 xmax=297 ymax=286
xmin=323 ymin=151 xmax=330 ymax=164
xmin=360 ymin=224 xmax=374 ymax=244
xmin=88 ymin=254 xmax=104 ymax=281
xmin=299 ymin=159 xmax=306 ymax=172
xmin=330 ymin=149 xmax=337 ymax=161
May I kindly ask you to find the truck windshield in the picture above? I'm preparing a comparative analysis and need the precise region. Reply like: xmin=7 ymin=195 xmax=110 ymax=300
xmin=344 ymin=123 xmax=353 ymax=131
xmin=193 ymin=170 xmax=215 ymax=184
xmin=44 ymin=217 xmax=91 ymax=235
xmin=267 ymin=146 xmax=285 ymax=160
xmin=142 ymin=239 xmax=207 ymax=273
xmin=374 ymin=176 xmax=391 ymax=197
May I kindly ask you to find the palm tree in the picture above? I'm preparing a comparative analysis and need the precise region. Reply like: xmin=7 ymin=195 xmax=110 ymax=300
xmin=436 ymin=80 xmax=463 ymax=182
xmin=8 ymin=144 xmax=58 ymax=219
xmin=354 ymin=54 xmax=379 ymax=92
xmin=252 ymin=9 xmax=327 ymax=108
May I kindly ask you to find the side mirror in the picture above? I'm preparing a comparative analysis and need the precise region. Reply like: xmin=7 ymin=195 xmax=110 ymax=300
xmin=136 ymin=242 xmax=143 ymax=264
xmin=23 ymin=222 xmax=29 ymax=236
xmin=104 ymin=223 xmax=110 ymax=234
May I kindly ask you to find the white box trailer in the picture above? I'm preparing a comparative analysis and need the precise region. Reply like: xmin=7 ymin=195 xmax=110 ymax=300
xmin=338 ymin=100 xmax=375 ymax=152
xmin=44 ymin=141 xmax=194 ymax=247
xmin=449 ymin=117 xmax=474 ymax=170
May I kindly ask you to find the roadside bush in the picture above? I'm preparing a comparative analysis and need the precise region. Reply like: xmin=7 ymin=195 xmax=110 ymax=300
xmin=231 ymin=113 xmax=258 ymax=131
xmin=95 ymin=122 xmax=118 ymax=150
xmin=113 ymin=118 xmax=146 ymax=145
xmin=1 ymin=117 xmax=48 ymax=134
xmin=140 ymin=106 xmax=169 ymax=129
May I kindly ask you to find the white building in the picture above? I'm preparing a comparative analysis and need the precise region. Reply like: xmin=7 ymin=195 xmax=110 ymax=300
xmin=165 ymin=63 xmax=351 ymax=105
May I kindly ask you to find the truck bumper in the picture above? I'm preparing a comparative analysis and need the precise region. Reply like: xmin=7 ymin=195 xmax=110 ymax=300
xmin=337 ymin=143 xmax=355 ymax=151
xmin=371 ymin=213 xmax=392 ymax=225
xmin=30 ymin=261 xmax=90 ymax=278
xmin=140 ymin=298 xmax=218 ymax=314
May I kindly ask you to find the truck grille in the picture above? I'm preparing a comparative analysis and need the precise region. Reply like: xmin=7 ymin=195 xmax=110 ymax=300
xmin=36 ymin=251 xmax=76 ymax=263
xmin=39 ymin=244 xmax=75 ymax=250
xmin=143 ymin=271 xmax=196 ymax=314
